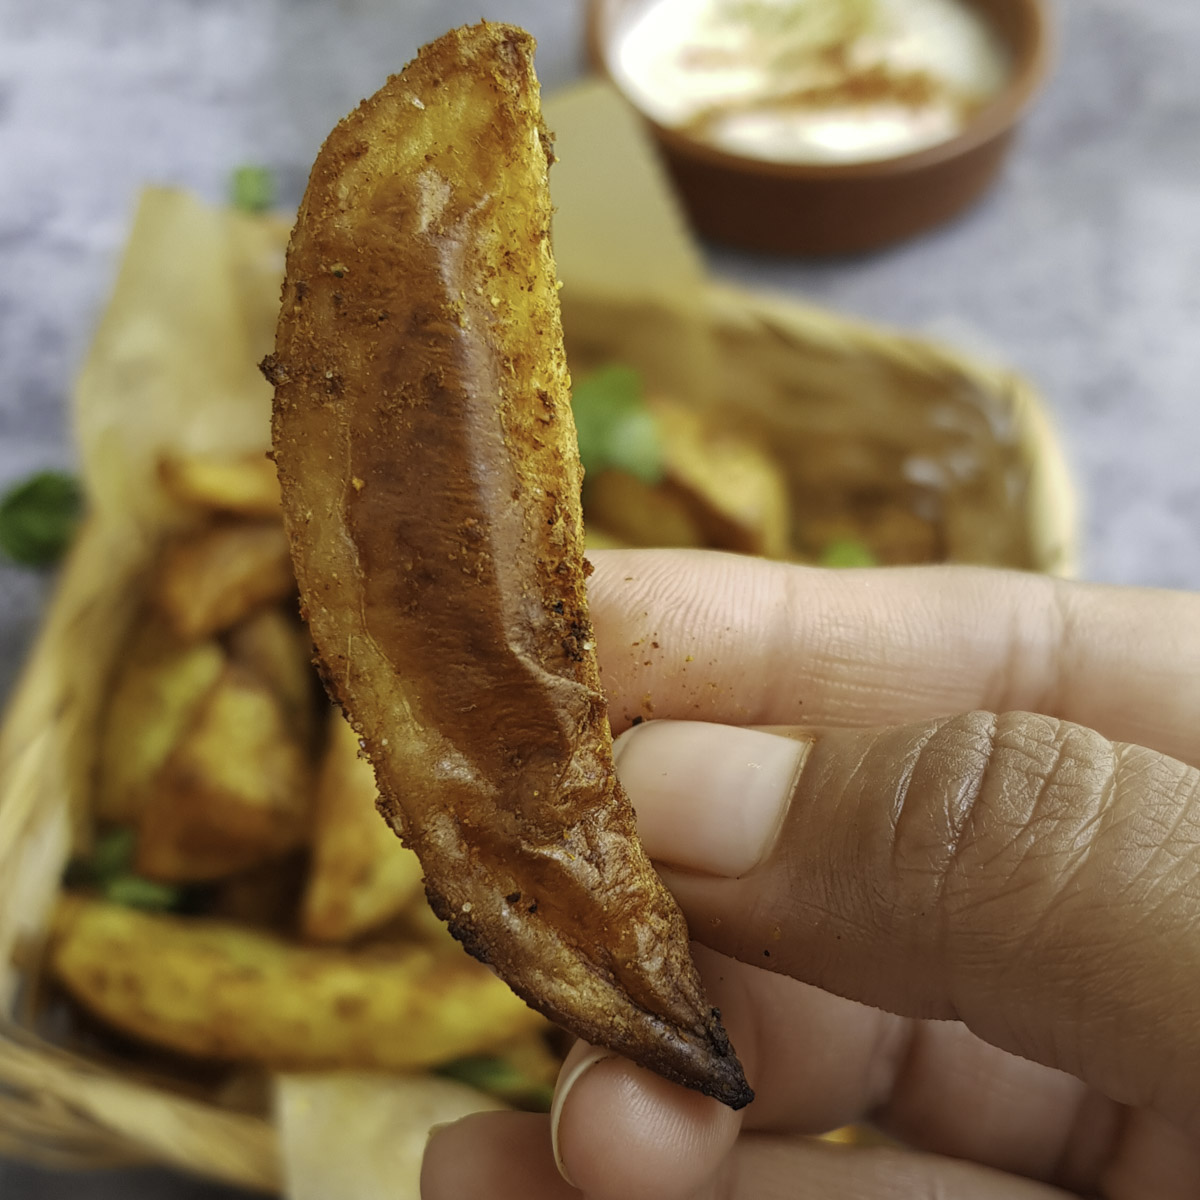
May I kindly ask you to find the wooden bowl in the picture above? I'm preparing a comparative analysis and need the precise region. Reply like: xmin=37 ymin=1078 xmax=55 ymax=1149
xmin=587 ymin=0 xmax=1054 ymax=255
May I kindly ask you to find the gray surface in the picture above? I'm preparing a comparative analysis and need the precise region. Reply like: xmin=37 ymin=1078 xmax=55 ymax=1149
xmin=1 ymin=0 xmax=1198 ymax=1195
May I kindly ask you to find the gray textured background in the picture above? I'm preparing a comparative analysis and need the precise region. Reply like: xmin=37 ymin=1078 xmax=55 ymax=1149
xmin=2 ymin=0 xmax=1198 ymax=1195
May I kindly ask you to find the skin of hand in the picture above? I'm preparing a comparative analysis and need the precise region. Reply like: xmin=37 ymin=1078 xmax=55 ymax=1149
xmin=422 ymin=549 xmax=1200 ymax=1200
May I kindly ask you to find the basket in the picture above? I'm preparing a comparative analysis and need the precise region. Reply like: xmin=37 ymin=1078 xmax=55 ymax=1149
xmin=561 ymin=283 xmax=1075 ymax=573
xmin=0 ymin=187 xmax=1075 ymax=1193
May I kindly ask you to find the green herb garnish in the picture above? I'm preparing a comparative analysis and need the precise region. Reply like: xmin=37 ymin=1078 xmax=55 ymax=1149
xmin=102 ymin=875 xmax=184 ymax=911
xmin=436 ymin=1055 xmax=555 ymax=1112
xmin=572 ymin=365 xmax=664 ymax=484
xmin=820 ymin=538 xmax=878 ymax=568
xmin=0 ymin=470 xmax=84 ymax=567
xmin=231 ymin=165 xmax=275 ymax=214
xmin=67 ymin=827 xmax=183 ymax=911
xmin=87 ymin=827 xmax=137 ymax=882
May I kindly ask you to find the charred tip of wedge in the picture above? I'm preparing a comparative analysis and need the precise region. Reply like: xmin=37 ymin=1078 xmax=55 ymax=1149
xmin=652 ymin=1015 xmax=754 ymax=1110
xmin=438 ymin=881 xmax=754 ymax=1110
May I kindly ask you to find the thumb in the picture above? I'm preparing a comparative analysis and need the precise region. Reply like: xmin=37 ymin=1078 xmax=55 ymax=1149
xmin=615 ymin=714 xmax=1200 ymax=1135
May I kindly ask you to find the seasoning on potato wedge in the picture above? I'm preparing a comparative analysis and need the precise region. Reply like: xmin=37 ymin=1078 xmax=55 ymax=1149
xmin=267 ymin=22 xmax=751 ymax=1107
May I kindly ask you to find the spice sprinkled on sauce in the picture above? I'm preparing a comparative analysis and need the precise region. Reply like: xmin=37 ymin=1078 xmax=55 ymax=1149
xmin=610 ymin=0 xmax=1011 ymax=164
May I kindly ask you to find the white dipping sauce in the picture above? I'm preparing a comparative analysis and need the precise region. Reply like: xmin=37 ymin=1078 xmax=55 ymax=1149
xmin=610 ymin=0 xmax=1011 ymax=164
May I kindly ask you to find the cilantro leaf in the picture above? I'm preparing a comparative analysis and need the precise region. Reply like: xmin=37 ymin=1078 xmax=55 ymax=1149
xmin=820 ymin=538 xmax=878 ymax=568
xmin=0 ymin=470 xmax=84 ymax=566
xmin=88 ymin=827 xmax=137 ymax=883
xmin=102 ymin=875 xmax=184 ymax=911
xmin=66 ymin=828 xmax=183 ymax=911
xmin=231 ymin=165 xmax=275 ymax=214
xmin=571 ymin=365 xmax=664 ymax=484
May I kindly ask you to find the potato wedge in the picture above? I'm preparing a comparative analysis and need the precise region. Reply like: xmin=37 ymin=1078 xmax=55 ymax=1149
xmin=96 ymin=621 xmax=225 ymax=823
xmin=584 ymin=469 xmax=706 ymax=548
xmin=653 ymin=398 xmax=792 ymax=557
xmin=159 ymin=451 xmax=282 ymax=518
xmin=226 ymin=606 xmax=319 ymax=746
xmin=396 ymin=889 xmax=463 ymax=952
xmin=267 ymin=23 xmax=750 ymax=1106
xmin=583 ymin=401 xmax=791 ymax=555
xmin=153 ymin=520 xmax=294 ymax=641
xmin=136 ymin=663 xmax=312 ymax=882
xmin=301 ymin=711 xmax=424 ymax=943
xmin=51 ymin=896 xmax=544 ymax=1069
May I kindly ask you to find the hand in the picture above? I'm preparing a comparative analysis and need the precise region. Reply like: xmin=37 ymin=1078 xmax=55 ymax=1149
xmin=422 ymin=550 xmax=1200 ymax=1199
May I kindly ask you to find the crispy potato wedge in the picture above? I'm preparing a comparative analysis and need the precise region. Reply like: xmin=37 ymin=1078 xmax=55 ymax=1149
xmin=267 ymin=23 xmax=750 ymax=1106
xmin=653 ymin=398 xmax=792 ymax=557
xmin=583 ymin=401 xmax=791 ymax=555
xmin=153 ymin=520 xmax=294 ymax=641
xmin=584 ymin=469 xmax=706 ymax=548
xmin=226 ymin=605 xmax=319 ymax=746
xmin=301 ymin=711 xmax=424 ymax=943
xmin=51 ymin=896 xmax=544 ymax=1069
xmin=136 ymin=664 xmax=312 ymax=882
xmin=159 ymin=451 xmax=282 ymax=518
xmin=95 ymin=620 xmax=225 ymax=824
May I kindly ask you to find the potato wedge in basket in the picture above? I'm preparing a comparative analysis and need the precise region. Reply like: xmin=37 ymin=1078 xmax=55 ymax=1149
xmin=302 ymin=710 xmax=425 ymax=943
xmin=95 ymin=620 xmax=225 ymax=824
xmin=154 ymin=520 xmax=294 ymax=641
xmin=226 ymin=605 xmax=320 ymax=746
xmin=159 ymin=451 xmax=282 ymax=519
xmin=135 ymin=663 xmax=312 ymax=882
xmin=51 ymin=896 xmax=543 ymax=1070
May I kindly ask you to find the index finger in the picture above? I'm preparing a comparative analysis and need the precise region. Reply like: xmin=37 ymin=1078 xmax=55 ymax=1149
xmin=589 ymin=550 xmax=1200 ymax=765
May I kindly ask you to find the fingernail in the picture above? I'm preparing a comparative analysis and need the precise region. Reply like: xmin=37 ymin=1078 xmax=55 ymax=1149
xmin=613 ymin=721 xmax=810 ymax=877
xmin=550 ymin=1042 xmax=613 ymax=1186
xmin=425 ymin=1120 xmax=453 ymax=1147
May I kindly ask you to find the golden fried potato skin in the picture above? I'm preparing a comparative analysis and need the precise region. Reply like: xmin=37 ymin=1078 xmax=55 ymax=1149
xmin=96 ymin=621 xmax=225 ymax=823
xmin=153 ymin=520 xmax=294 ymax=640
xmin=158 ymin=451 xmax=282 ymax=518
xmin=51 ymin=897 xmax=540 ymax=1069
xmin=268 ymin=23 xmax=750 ymax=1107
xmin=302 ymin=710 xmax=425 ymax=943
xmin=226 ymin=605 xmax=320 ymax=746
xmin=135 ymin=663 xmax=312 ymax=881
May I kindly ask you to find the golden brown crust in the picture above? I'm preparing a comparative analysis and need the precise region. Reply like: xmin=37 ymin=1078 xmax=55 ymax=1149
xmin=268 ymin=22 xmax=751 ymax=1108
